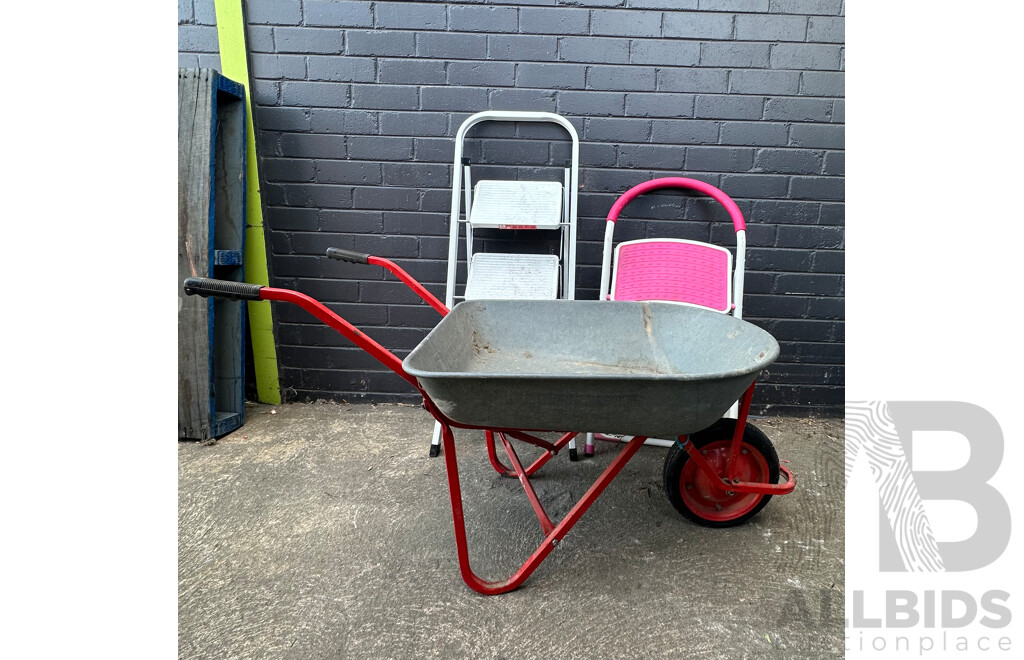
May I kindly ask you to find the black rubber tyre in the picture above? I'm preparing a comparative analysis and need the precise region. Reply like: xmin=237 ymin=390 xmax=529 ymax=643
xmin=663 ymin=419 xmax=780 ymax=528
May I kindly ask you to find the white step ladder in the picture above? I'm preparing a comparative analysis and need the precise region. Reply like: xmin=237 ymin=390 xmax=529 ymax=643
xmin=428 ymin=110 xmax=580 ymax=458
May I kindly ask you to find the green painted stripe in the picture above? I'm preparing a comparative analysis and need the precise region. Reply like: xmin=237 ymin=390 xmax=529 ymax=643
xmin=215 ymin=0 xmax=281 ymax=404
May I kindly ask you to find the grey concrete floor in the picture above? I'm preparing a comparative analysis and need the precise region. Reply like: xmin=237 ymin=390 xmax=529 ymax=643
xmin=179 ymin=402 xmax=843 ymax=660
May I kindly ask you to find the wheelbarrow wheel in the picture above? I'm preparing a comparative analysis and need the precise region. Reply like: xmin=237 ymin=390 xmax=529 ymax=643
xmin=663 ymin=419 xmax=779 ymax=528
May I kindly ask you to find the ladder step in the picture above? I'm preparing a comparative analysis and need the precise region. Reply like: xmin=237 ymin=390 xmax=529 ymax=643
xmin=464 ymin=253 xmax=560 ymax=300
xmin=469 ymin=180 xmax=563 ymax=230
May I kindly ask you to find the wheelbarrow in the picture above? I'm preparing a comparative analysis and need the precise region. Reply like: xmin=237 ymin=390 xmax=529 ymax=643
xmin=182 ymin=249 xmax=795 ymax=595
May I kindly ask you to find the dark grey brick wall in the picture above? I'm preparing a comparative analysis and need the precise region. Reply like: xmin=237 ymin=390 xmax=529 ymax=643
xmin=179 ymin=0 xmax=845 ymax=416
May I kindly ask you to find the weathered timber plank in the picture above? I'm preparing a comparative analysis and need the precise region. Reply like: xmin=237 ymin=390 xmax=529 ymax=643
xmin=179 ymin=68 xmax=215 ymax=440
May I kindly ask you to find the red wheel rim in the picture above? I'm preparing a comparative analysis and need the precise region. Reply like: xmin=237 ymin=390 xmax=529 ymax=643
xmin=680 ymin=440 xmax=768 ymax=522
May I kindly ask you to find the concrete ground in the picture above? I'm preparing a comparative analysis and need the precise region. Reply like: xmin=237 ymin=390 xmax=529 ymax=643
xmin=179 ymin=402 xmax=843 ymax=660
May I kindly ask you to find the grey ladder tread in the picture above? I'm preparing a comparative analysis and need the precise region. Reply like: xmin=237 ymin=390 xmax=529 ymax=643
xmin=464 ymin=253 xmax=560 ymax=300
xmin=468 ymin=180 xmax=563 ymax=229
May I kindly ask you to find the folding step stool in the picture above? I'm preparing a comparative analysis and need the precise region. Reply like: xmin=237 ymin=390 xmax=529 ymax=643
xmin=428 ymin=110 xmax=580 ymax=458
xmin=584 ymin=177 xmax=748 ymax=456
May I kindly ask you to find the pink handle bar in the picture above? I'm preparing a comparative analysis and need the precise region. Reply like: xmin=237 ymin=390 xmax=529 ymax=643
xmin=606 ymin=177 xmax=746 ymax=233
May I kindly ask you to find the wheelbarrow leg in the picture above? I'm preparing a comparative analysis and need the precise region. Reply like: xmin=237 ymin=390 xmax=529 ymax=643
xmin=485 ymin=431 xmax=515 ymax=477
xmin=439 ymin=423 xmax=647 ymax=595
xmin=486 ymin=430 xmax=580 ymax=477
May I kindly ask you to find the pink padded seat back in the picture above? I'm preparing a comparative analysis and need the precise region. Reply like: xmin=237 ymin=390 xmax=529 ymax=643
xmin=612 ymin=240 xmax=732 ymax=313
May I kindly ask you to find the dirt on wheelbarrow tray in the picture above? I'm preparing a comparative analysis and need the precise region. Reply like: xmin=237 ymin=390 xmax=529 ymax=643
xmin=179 ymin=401 xmax=844 ymax=660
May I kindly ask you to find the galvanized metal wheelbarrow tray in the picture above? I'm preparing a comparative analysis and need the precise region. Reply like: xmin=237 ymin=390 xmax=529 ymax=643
xmin=182 ymin=248 xmax=795 ymax=595
xmin=405 ymin=299 xmax=778 ymax=438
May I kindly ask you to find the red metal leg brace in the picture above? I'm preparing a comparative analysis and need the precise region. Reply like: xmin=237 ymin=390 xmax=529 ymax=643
xmin=441 ymin=423 xmax=647 ymax=595
xmin=485 ymin=430 xmax=579 ymax=477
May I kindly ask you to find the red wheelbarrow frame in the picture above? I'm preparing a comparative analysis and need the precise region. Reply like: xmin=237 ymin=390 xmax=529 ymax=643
xmin=183 ymin=247 xmax=794 ymax=595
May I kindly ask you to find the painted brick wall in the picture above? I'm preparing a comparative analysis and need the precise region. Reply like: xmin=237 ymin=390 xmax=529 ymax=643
xmin=179 ymin=0 xmax=845 ymax=416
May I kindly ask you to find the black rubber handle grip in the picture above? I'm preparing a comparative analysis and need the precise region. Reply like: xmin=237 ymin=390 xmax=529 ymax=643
xmin=326 ymin=247 xmax=370 ymax=264
xmin=183 ymin=277 xmax=263 ymax=301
